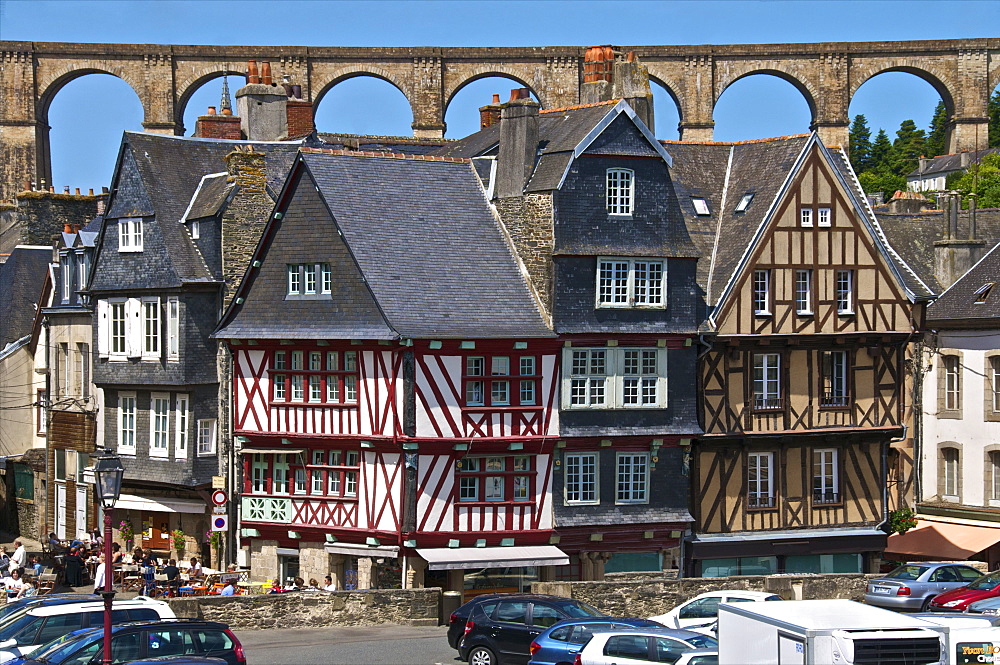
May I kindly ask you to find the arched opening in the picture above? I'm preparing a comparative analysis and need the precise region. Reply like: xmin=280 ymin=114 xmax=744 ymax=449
xmin=444 ymin=76 xmax=539 ymax=138
xmin=713 ymin=73 xmax=814 ymax=142
xmin=990 ymin=81 xmax=1000 ymax=148
xmin=313 ymin=75 xmax=413 ymax=137
xmin=650 ymin=80 xmax=682 ymax=140
xmin=44 ymin=73 xmax=143 ymax=193
xmin=848 ymin=71 xmax=948 ymax=199
xmin=180 ymin=73 xmax=247 ymax=137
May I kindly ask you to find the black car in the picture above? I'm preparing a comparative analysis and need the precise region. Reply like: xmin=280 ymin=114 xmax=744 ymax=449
xmin=450 ymin=593 xmax=605 ymax=665
xmin=9 ymin=620 xmax=245 ymax=665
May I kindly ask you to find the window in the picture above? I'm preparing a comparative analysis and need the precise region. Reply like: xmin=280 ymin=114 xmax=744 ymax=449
xmin=286 ymin=264 xmax=332 ymax=297
xmin=691 ymin=197 xmax=710 ymax=215
xmin=813 ymin=448 xmax=839 ymax=504
xmin=606 ymin=169 xmax=634 ymax=215
xmin=142 ymin=298 xmax=160 ymax=359
xmin=175 ymin=394 xmax=189 ymax=459
xmin=818 ymin=208 xmax=831 ymax=227
xmin=118 ymin=392 xmax=136 ymax=454
xmin=616 ymin=453 xmax=649 ymax=504
xmin=305 ymin=449 xmax=360 ymax=498
xmin=800 ymin=208 xmax=813 ymax=227
xmin=795 ymin=269 xmax=813 ymax=315
xmin=167 ymin=297 xmax=179 ymax=361
xmin=820 ymin=350 xmax=849 ymax=408
xmin=190 ymin=220 xmax=200 ymax=239
xmin=36 ymin=389 xmax=46 ymax=435
xmin=60 ymin=342 xmax=71 ymax=398
xmin=942 ymin=447 xmax=960 ymax=499
xmin=753 ymin=269 xmax=771 ymax=315
xmin=596 ymin=258 xmax=665 ymax=308
xmin=273 ymin=454 xmax=289 ymax=494
xmin=117 ymin=217 xmax=143 ymax=252
xmin=564 ymin=347 xmax=666 ymax=409
xmin=564 ymin=452 xmax=598 ymax=505
xmin=197 ymin=419 xmax=217 ymax=455
xmin=311 ymin=451 xmax=324 ymax=494
xmin=61 ymin=259 xmax=72 ymax=303
xmin=989 ymin=451 xmax=1000 ymax=504
xmin=975 ymin=282 xmax=995 ymax=304
xmin=464 ymin=354 xmax=539 ymax=408
xmin=77 ymin=253 xmax=89 ymax=296
xmin=272 ymin=349 xmax=358 ymax=405
xmin=110 ymin=301 xmax=127 ymax=356
xmin=835 ymin=270 xmax=854 ymax=315
xmin=294 ymin=467 xmax=307 ymax=494
xmin=251 ymin=454 xmax=268 ymax=493
xmin=748 ymin=452 xmax=775 ymax=508
xmin=54 ymin=448 xmax=66 ymax=481
xmin=457 ymin=456 xmax=532 ymax=503
xmin=944 ymin=355 xmax=961 ymax=412
xmin=150 ymin=393 xmax=170 ymax=457
xmin=77 ymin=343 xmax=89 ymax=399
xmin=752 ymin=353 xmax=781 ymax=411
xmin=735 ymin=192 xmax=754 ymax=213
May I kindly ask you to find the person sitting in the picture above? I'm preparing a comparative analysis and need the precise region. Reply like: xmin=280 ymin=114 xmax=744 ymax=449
xmin=283 ymin=576 xmax=305 ymax=592
xmin=15 ymin=580 xmax=36 ymax=600
xmin=28 ymin=556 xmax=42 ymax=577
xmin=92 ymin=554 xmax=107 ymax=594
xmin=47 ymin=533 xmax=63 ymax=554
xmin=110 ymin=543 xmax=123 ymax=566
xmin=162 ymin=559 xmax=180 ymax=592
xmin=4 ymin=569 xmax=25 ymax=601
xmin=323 ymin=575 xmax=338 ymax=592
xmin=188 ymin=557 xmax=203 ymax=579
xmin=219 ymin=580 xmax=237 ymax=596
xmin=0 ymin=547 xmax=11 ymax=578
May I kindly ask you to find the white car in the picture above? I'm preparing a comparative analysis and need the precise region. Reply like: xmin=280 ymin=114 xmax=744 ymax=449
xmin=647 ymin=590 xmax=782 ymax=629
xmin=674 ymin=649 xmax=718 ymax=665
xmin=0 ymin=596 xmax=174 ymax=662
xmin=577 ymin=628 xmax=717 ymax=665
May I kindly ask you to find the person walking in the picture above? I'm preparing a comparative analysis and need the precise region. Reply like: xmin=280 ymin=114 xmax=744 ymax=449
xmin=92 ymin=554 xmax=107 ymax=594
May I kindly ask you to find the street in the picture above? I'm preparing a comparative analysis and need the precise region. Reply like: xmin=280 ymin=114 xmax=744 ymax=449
xmin=234 ymin=625 xmax=459 ymax=665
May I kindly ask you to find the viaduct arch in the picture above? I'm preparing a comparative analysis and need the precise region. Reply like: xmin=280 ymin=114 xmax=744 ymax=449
xmin=0 ymin=38 xmax=997 ymax=201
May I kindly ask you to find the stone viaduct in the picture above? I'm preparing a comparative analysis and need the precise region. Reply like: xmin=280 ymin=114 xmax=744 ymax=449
xmin=1 ymin=38 xmax=998 ymax=201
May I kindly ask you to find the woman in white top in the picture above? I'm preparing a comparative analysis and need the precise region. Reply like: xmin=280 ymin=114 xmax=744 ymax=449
xmin=93 ymin=554 xmax=107 ymax=593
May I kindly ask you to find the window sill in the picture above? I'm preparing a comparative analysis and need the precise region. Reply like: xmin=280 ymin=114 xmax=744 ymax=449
xmin=754 ymin=311 xmax=772 ymax=317
xmin=819 ymin=403 xmax=851 ymax=411
xmin=614 ymin=500 xmax=650 ymax=506
xmin=607 ymin=213 xmax=633 ymax=219
xmin=196 ymin=452 xmax=218 ymax=457
xmin=464 ymin=404 xmax=541 ymax=411
xmin=564 ymin=501 xmax=600 ymax=507
xmin=456 ymin=500 xmax=534 ymax=507
xmin=796 ymin=310 xmax=813 ymax=317
xmin=269 ymin=401 xmax=358 ymax=408
xmin=837 ymin=310 xmax=855 ymax=317
xmin=284 ymin=294 xmax=333 ymax=301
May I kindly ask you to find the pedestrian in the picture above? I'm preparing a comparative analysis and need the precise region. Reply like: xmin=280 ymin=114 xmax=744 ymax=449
xmin=92 ymin=553 xmax=107 ymax=594
xmin=0 ymin=547 xmax=11 ymax=578
xmin=10 ymin=540 xmax=26 ymax=573
xmin=323 ymin=575 xmax=338 ymax=591
xmin=62 ymin=547 xmax=84 ymax=587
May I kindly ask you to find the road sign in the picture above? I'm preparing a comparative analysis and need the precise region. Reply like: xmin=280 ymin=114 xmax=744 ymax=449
xmin=212 ymin=475 xmax=226 ymax=489
xmin=212 ymin=506 xmax=226 ymax=515
xmin=211 ymin=490 xmax=228 ymax=506
xmin=211 ymin=515 xmax=228 ymax=532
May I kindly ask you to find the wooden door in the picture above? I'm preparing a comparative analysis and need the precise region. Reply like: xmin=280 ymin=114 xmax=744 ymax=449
xmin=55 ymin=484 xmax=67 ymax=540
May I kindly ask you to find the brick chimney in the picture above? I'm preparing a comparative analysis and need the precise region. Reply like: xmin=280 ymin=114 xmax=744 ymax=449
xmin=581 ymin=46 xmax=655 ymax=130
xmin=495 ymin=88 xmax=539 ymax=199
xmin=236 ymin=60 xmax=288 ymax=141
xmin=284 ymin=81 xmax=315 ymax=139
xmin=195 ymin=105 xmax=243 ymax=140
xmin=220 ymin=146 xmax=271 ymax=307
xmin=479 ymin=94 xmax=501 ymax=130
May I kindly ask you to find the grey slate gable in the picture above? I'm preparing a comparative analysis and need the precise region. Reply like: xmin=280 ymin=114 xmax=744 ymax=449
xmin=927 ymin=241 xmax=1000 ymax=324
xmin=0 ymin=246 xmax=50 ymax=349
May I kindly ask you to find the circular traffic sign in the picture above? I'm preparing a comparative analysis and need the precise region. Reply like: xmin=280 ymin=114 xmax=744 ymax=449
xmin=211 ymin=490 xmax=228 ymax=506
xmin=212 ymin=515 xmax=228 ymax=530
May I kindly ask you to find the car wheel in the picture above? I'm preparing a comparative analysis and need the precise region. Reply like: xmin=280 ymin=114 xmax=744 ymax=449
xmin=921 ymin=596 xmax=935 ymax=611
xmin=468 ymin=646 xmax=497 ymax=665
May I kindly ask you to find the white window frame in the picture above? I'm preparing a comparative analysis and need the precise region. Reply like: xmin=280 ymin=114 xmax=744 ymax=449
xmin=141 ymin=297 xmax=160 ymax=360
xmin=817 ymin=208 xmax=832 ymax=228
xmin=563 ymin=347 xmax=667 ymax=409
xmin=273 ymin=454 xmax=289 ymax=495
xmin=117 ymin=217 xmax=143 ymax=252
xmin=174 ymin=394 xmax=189 ymax=459
xmin=118 ymin=392 xmax=137 ymax=455
xmin=109 ymin=299 xmax=127 ymax=359
xmin=748 ymin=452 xmax=775 ymax=508
xmin=197 ymin=419 xmax=217 ymax=456
xmin=835 ymin=270 xmax=854 ymax=315
xmin=615 ymin=452 xmax=649 ymax=504
xmin=321 ymin=264 xmax=332 ymax=294
xmin=190 ymin=220 xmax=200 ymax=240
xmin=800 ymin=208 xmax=814 ymax=228
xmin=753 ymin=269 xmax=771 ymax=316
xmin=990 ymin=451 xmax=1000 ymax=505
xmin=812 ymin=448 xmax=839 ymax=504
xmin=564 ymin=452 xmax=599 ymax=505
xmin=61 ymin=259 xmax=72 ymax=303
xmin=150 ymin=392 xmax=170 ymax=458
xmin=166 ymin=297 xmax=180 ymax=361
xmin=596 ymin=257 xmax=666 ymax=309
xmin=691 ymin=198 xmax=710 ymax=216
xmin=251 ymin=454 xmax=268 ymax=494
xmin=54 ymin=449 xmax=67 ymax=482
xmin=753 ymin=353 xmax=781 ymax=411
xmin=606 ymin=168 xmax=634 ymax=216
xmin=944 ymin=355 xmax=961 ymax=411
xmin=287 ymin=265 xmax=301 ymax=295
xmin=294 ymin=467 xmax=307 ymax=495
xmin=795 ymin=269 xmax=813 ymax=315
xmin=943 ymin=447 xmax=960 ymax=499
xmin=286 ymin=263 xmax=332 ymax=297
xmin=77 ymin=252 xmax=89 ymax=296
xmin=735 ymin=192 xmax=754 ymax=213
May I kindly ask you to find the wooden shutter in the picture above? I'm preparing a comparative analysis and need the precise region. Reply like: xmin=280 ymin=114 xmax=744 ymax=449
xmin=125 ymin=297 xmax=141 ymax=358
xmin=96 ymin=299 xmax=109 ymax=356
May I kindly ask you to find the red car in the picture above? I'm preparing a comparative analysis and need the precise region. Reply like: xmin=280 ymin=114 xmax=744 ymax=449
xmin=928 ymin=570 xmax=1000 ymax=611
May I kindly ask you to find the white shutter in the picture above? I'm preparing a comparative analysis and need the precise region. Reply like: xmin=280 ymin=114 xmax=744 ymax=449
xmin=125 ymin=298 xmax=141 ymax=358
xmin=96 ymin=300 xmax=109 ymax=357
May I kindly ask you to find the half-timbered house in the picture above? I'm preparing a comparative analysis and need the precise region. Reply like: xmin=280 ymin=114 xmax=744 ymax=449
xmin=669 ymin=134 xmax=934 ymax=576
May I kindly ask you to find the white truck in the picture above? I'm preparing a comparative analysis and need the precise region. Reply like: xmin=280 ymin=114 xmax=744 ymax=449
xmin=718 ymin=598 xmax=946 ymax=665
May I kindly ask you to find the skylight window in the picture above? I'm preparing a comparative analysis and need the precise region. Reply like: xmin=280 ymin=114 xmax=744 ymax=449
xmin=735 ymin=193 xmax=754 ymax=213
xmin=975 ymin=282 xmax=995 ymax=304
xmin=692 ymin=198 xmax=711 ymax=216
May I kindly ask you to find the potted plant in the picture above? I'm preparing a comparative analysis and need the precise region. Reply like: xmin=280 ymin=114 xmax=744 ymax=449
xmin=171 ymin=529 xmax=185 ymax=554
xmin=117 ymin=520 xmax=134 ymax=550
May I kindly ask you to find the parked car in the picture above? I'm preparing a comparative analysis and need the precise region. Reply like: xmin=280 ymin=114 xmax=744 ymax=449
xmin=527 ymin=617 xmax=663 ymax=665
xmin=0 ymin=595 xmax=97 ymax=624
xmin=7 ymin=620 xmax=245 ymax=665
xmin=673 ymin=649 xmax=718 ymax=665
xmin=864 ymin=562 xmax=983 ymax=611
xmin=647 ymin=590 xmax=782 ymax=629
xmin=125 ymin=658 xmax=228 ymax=665
xmin=929 ymin=570 xmax=1000 ymax=612
xmin=451 ymin=593 xmax=605 ymax=665
xmin=966 ymin=596 xmax=1000 ymax=615
xmin=575 ymin=628 xmax=718 ymax=665
xmin=0 ymin=597 xmax=174 ymax=662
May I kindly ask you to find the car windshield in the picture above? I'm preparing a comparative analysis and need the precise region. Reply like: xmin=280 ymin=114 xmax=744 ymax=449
xmin=560 ymin=602 xmax=604 ymax=618
xmin=685 ymin=635 xmax=719 ymax=649
xmin=26 ymin=629 xmax=94 ymax=663
xmin=883 ymin=565 xmax=930 ymax=581
xmin=968 ymin=572 xmax=1000 ymax=591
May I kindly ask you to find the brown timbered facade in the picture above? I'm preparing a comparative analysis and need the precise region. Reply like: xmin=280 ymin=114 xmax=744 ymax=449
xmin=670 ymin=134 xmax=932 ymax=576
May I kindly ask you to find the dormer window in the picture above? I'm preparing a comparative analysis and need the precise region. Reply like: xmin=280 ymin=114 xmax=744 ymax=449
xmin=735 ymin=193 xmax=754 ymax=213
xmin=597 ymin=258 xmax=665 ymax=309
xmin=606 ymin=169 xmax=634 ymax=216
xmin=975 ymin=282 xmax=995 ymax=304
xmin=692 ymin=198 xmax=710 ymax=216
xmin=118 ymin=217 xmax=143 ymax=252
xmin=286 ymin=263 xmax=332 ymax=299
xmin=61 ymin=257 xmax=72 ymax=303
xmin=190 ymin=220 xmax=200 ymax=239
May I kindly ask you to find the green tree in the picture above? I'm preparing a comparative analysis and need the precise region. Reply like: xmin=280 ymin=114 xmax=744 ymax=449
xmin=989 ymin=89 xmax=1000 ymax=149
xmin=890 ymin=119 xmax=926 ymax=176
xmin=848 ymin=114 xmax=873 ymax=173
xmin=925 ymin=100 xmax=948 ymax=158
xmin=870 ymin=129 xmax=893 ymax=173
xmin=950 ymin=152 xmax=1000 ymax=208
xmin=858 ymin=170 xmax=907 ymax=201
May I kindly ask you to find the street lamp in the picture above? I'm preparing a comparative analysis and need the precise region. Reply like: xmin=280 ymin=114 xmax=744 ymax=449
xmin=93 ymin=453 xmax=124 ymax=665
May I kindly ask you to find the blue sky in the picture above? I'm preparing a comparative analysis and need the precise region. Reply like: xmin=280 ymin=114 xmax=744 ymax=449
xmin=1 ymin=0 xmax=996 ymax=191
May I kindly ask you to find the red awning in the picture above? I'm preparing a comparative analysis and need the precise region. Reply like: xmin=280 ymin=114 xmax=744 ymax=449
xmin=885 ymin=520 xmax=1000 ymax=560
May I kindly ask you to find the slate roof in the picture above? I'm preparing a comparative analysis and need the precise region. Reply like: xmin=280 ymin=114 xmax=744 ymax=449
xmin=907 ymin=147 xmax=1000 ymax=178
xmin=927 ymin=241 xmax=1000 ymax=324
xmin=0 ymin=246 xmax=50 ymax=350
xmin=183 ymin=172 xmax=231 ymax=221
xmin=217 ymin=150 xmax=554 ymax=340
xmin=318 ymin=133 xmax=452 ymax=156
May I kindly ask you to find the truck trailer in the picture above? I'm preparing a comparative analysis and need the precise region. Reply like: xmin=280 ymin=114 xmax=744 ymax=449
xmin=718 ymin=599 xmax=945 ymax=665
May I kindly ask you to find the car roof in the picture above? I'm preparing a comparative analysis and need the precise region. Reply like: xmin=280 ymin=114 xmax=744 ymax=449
xmin=26 ymin=598 xmax=169 ymax=616
xmin=549 ymin=616 xmax=657 ymax=628
xmin=690 ymin=590 xmax=779 ymax=600
xmin=590 ymin=627 xmax=712 ymax=639
xmin=60 ymin=619 xmax=231 ymax=640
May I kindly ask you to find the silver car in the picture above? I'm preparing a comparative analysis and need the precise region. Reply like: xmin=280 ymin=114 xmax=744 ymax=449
xmin=864 ymin=562 xmax=982 ymax=611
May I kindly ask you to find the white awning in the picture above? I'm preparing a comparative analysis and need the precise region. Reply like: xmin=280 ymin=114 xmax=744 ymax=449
xmin=416 ymin=545 xmax=569 ymax=571
xmin=237 ymin=448 xmax=305 ymax=455
xmin=324 ymin=543 xmax=400 ymax=559
xmin=114 ymin=493 xmax=207 ymax=515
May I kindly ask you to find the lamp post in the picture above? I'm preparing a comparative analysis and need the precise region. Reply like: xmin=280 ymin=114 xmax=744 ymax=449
xmin=93 ymin=453 xmax=124 ymax=665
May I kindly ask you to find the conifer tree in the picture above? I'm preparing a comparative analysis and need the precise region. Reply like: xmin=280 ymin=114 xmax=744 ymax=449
xmin=848 ymin=114 xmax=872 ymax=173
xmin=890 ymin=119 xmax=926 ymax=175
xmin=870 ymin=129 xmax=893 ymax=173
xmin=925 ymin=101 xmax=948 ymax=158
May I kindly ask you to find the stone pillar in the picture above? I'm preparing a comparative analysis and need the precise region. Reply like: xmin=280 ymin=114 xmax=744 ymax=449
xmin=405 ymin=557 xmax=427 ymax=589
xmin=410 ymin=57 xmax=445 ymax=138
xmin=249 ymin=539 xmax=279 ymax=583
xmin=537 ymin=566 xmax=555 ymax=583
xmin=0 ymin=49 xmax=48 ymax=201
xmin=447 ymin=569 xmax=465 ymax=592
xmin=678 ymin=54 xmax=714 ymax=142
xmin=811 ymin=53 xmax=849 ymax=149
xmin=947 ymin=118 xmax=991 ymax=154
xmin=947 ymin=48 xmax=991 ymax=153
xmin=579 ymin=552 xmax=595 ymax=581
xmin=593 ymin=552 xmax=612 ymax=581
xmin=137 ymin=52 xmax=181 ymax=136
xmin=298 ymin=541 xmax=328 ymax=586
xmin=357 ymin=557 xmax=374 ymax=590
xmin=327 ymin=554 xmax=345 ymax=589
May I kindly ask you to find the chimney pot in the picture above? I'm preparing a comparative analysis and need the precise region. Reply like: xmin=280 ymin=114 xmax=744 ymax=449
xmin=207 ymin=106 xmax=217 ymax=115
xmin=508 ymin=88 xmax=521 ymax=102
xmin=247 ymin=61 xmax=260 ymax=84
xmin=292 ymin=84 xmax=302 ymax=99
xmin=221 ymin=106 xmax=232 ymax=116
xmin=492 ymin=93 xmax=500 ymax=104
xmin=88 ymin=189 xmax=94 ymax=195
xmin=63 ymin=224 xmax=72 ymax=233
xmin=63 ymin=186 xmax=70 ymax=194
xmin=102 ymin=187 xmax=109 ymax=194
xmin=282 ymin=83 xmax=293 ymax=97
xmin=261 ymin=61 xmax=273 ymax=86
xmin=75 ymin=188 xmax=80 ymax=195
xmin=72 ymin=224 xmax=81 ymax=234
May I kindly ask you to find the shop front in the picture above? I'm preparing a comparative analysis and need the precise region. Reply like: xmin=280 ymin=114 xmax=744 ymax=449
xmin=113 ymin=493 xmax=209 ymax=557
xmin=417 ymin=545 xmax=569 ymax=601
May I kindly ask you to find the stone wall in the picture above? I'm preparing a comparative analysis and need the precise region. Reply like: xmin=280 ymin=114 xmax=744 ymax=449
xmin=494 ymin=194 xmax=554 ymax=318
xmin=0 ymin=191 xmax=104 ymax=255
xmin=533 ymin=573 xmax=875 ymax=618
xmin=167 ymin=588 xmax=441 ymax=629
